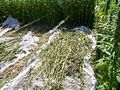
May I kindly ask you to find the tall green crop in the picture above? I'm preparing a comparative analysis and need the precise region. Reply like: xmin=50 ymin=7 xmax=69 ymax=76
xmin=0 ymin=0 xmax=95 ymax=28
xmin=95 ymin=0 xmax=120 ymax=89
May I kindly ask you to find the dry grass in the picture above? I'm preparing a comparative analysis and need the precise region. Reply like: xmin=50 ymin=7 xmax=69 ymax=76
xmin=0 ymin=25 xmax=50 ymax=88
xmin=32 ymin=29 xmax=93 ymax=89
xmin=0 ymin=38 xmax=21 ymax=62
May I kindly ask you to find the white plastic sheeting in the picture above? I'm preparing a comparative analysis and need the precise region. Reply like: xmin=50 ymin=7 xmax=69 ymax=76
xmin=37 ymin=29 xmax=61 ymax=53
xmin=87 ymin=34 xmax=96 ymax=49
xmin=74 ymin=26 xmax=96 ymax=49
xmin=0 ymin=29 xmax=61 ymax=90
xmin=0 ymin=37 xmax=14 ymax=42
xmin=74 ymin=26 xmax=92 ymax=35
xmin=1 ymin=58 xmax=39 ymax=90
xmin=62 ymin=27 xmax=96 ymax=90
xmin=82 ymin=27 xmax=96 ymax=90
xmin=62 ymin=76 xmax=82 ymax=90
xmin=31 ymin=27 xmax=97 ymax=90
xmin=2 ymin=15 xmax=21 ymax=29
xmin=83 ymin=55 xmax=96 ymax=90
xmin=0 ymin=15 xmax=21 ymax=37
xmin=19 ymin=31 xmax=39 ymax=53
xmin=47 ymin=29 xmax=60 ymax=44
xmin=0 ymin=52 xmax=30 ymax=73
xmin=0 ymin=26 xmax=97 ymax=90
xmin=0 ymin=31 xmax=39 ymax=73
xmin=0 ymin=28 xmax=12 ymax=37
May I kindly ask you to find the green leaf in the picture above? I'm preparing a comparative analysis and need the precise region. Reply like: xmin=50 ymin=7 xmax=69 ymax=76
xmin=116 ymin=75 xmax=120 ymax=83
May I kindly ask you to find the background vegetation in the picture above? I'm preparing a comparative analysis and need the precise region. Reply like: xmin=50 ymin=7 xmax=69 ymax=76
xmin=95 ymin=0 xmax=120 ymax=90
xmin=0 ymin=0 xmax=95 ymax=28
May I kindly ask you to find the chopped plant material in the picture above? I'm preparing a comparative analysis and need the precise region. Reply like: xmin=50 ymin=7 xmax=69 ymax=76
xmin=0 ymin=25 xmax=96 ymax=90
xmin=0 ymin=38 xmax=21 ymax=63
xmin=32 ymin=29 xmax=94 ymax=89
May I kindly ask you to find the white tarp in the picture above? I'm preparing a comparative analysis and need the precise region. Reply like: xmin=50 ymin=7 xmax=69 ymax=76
xmin=0 ymin=31 xmax=39 ymax=73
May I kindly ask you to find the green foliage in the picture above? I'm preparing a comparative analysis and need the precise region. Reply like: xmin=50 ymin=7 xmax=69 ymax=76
xmin=95 ymin=0 xmax=120 ymax=90
xmin=0 ymin=0 xmax=95 ymax=28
